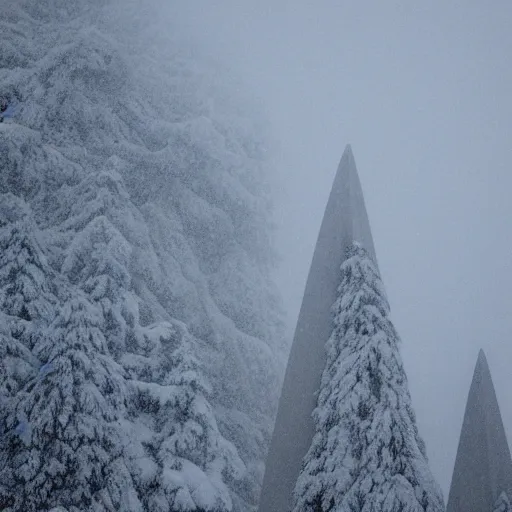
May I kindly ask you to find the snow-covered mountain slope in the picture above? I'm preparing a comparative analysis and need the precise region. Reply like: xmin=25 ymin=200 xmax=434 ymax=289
xmin=0 ymin=1 xmax=286 ymax=510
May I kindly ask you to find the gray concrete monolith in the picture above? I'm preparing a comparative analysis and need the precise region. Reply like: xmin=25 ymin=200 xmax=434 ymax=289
xmin=258 ymin=145 xmax=378 ymax=512
xmin=447 ymin=350 xmax=512 ymax=512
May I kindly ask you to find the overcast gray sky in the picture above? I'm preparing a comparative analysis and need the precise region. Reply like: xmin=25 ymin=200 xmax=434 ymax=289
xmin=175 ymin=0 xmax=512 ymax=497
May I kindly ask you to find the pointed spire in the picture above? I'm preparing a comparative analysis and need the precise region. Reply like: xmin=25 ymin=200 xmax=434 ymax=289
xmin=259 ymin=145 xmax=377 ymax=512
xmin=447 ymin=350 xmax=512 ymax=512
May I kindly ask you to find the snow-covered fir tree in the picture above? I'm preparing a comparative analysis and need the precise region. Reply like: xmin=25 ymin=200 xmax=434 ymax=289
xmin=0 ymin=0 xmax=285 ymax=510
xmin=0 ymin=195 xmax=57 ymax=510
xmin=0 ymin=194 xmax=59 ymax=349
xmin=293 ymin=243 xmax=443 ymax=512
xmin=0 ymin=311 xmax=38 ymax=508
xmin=494 ymin=493 xmax=511 ymax=512
xmin=1 ymin=297 xmax=135 ymax=512
xmin=129 ymin=321 xmax=246 ymax=511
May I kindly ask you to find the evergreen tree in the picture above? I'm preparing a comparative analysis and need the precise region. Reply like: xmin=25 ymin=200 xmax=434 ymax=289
xmin=133 ymin=321 xmax=246 ymax=511
xmin=494 ymin=493 xmax=511 ymax=512
xmin=59 ymin=172 xmax=135 ymax=359
xmin=0 ymin=194 xmax=58 ymax=348
xmin=0 ymin=318 xmax=38 ymax=511
xmin=0 ymin=297 xmax=138 ymax=512
xmin=293 ymin=243 xmax=443 ymax=512
xmin=0 ymin=320 xmax=36 ymax=406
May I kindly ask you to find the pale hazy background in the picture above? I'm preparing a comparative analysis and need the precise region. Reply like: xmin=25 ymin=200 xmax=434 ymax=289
xmin=172 ymin=1 xmax=512 ymax=497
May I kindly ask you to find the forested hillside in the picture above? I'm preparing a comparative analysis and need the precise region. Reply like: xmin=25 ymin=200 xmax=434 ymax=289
xmin=0 ymin=1 xmax=286 ymax=510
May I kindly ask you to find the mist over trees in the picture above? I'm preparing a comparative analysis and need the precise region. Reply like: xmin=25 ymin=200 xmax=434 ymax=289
xmin=0 ymin=1 xmax=455 ymax=512
xmin=0 ymin=0 xmax=286 ymax=510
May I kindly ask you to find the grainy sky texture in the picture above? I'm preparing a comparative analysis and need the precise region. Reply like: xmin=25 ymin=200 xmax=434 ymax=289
xmin=174 ymin=0 xmax=512 ymax=497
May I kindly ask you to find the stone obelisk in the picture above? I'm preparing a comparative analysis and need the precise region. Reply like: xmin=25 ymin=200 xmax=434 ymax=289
xmin=447 ymin=350 xmax=512 ymax=512
xmin=258 ymin=145 xmax=377 ymax=512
